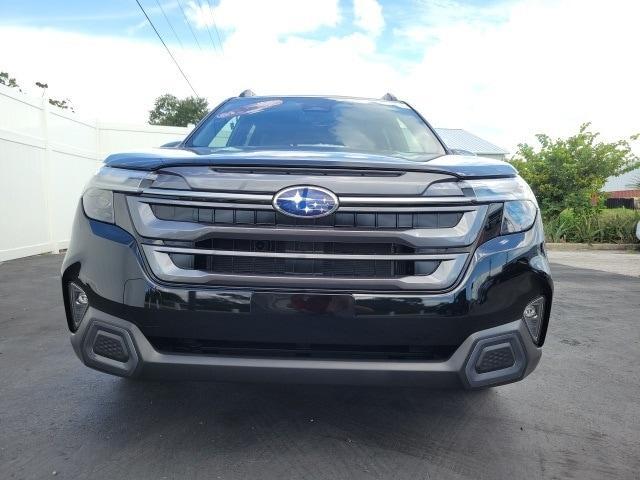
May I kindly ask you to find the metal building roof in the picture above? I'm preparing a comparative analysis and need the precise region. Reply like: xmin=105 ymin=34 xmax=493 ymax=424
xmin=435 ymin=128 xmax=509 ymax=155
xmin=603 ymin=168 xmax=640 ymax=192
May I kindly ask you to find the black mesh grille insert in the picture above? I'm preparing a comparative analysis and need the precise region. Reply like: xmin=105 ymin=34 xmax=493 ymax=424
xmin=475 ymin=344 xmax=515 ymax=373
xmin=93 ymin=333 xmax=129 ymax=362
xmin=188 ymin=256 xmax=425 ymax=278
xmin=180 ymin=239 xmax=438 ymax=278
xmin=151 ymin=204 xmax=463 ymax=230
xmin=195 ymin=238 xmax=415 ymax=255
xmin=149 ymin=337 xmax=457 ymax=361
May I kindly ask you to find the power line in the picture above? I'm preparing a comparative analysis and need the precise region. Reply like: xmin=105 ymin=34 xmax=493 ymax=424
xmin=177 ymin=0 xmax=203 ymax=51
xmin=196 ymin=0 xmax=219 ymax=53
xmin=205 ymin=0 xmax=224 ymax=54
xmin=154 ymin=0 xmax=184 ymax=50
xmin=134 ymin=0 xmax=199 ymax=97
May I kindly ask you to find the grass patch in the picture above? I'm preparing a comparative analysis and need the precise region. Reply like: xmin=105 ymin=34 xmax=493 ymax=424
xmin=544 ymin=208 xmax=640 ymax=244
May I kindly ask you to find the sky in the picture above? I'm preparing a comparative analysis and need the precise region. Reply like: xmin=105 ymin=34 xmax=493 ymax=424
xmin=0 ymin=0 xmax=638 ymax=152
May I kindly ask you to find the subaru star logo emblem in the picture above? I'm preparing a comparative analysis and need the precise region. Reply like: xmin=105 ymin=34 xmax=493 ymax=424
xmin=273 ymin=186 xmax=339 ymax=218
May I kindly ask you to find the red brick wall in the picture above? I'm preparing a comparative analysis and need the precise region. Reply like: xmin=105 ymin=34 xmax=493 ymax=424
xmin=607 ymin=190 xmax=640 ymax=199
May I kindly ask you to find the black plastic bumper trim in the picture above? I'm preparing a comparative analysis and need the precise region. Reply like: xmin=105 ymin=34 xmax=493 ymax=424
xmin=70 ymin=308 xmax=541 ymax=388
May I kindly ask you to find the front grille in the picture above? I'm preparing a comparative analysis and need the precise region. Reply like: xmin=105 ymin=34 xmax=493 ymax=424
xmin=129 ymin=185 xmax=483 ymax=290
xmin=151 ymin=204 xmax=463 ymax=230
xmin=149 ymin=337 xmax=457 ymax=361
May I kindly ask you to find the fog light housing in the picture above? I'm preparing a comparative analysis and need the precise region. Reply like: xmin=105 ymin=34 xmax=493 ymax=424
xmin=523 ymin=297 xmax=545 ymax=343
xmin=68 ymin=282 xmax=89 ymax=331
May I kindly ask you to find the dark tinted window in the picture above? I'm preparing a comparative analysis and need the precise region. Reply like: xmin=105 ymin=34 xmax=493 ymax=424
xmin=189 ymin=97 xmax=445 ymax=157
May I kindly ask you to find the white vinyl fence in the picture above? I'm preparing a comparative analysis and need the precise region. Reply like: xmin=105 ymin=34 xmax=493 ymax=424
xmin=0 ymin=84 xmax=190 ymax=261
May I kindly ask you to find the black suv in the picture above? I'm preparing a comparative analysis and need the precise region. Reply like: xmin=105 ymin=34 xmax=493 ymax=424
xmin=62 ymin=93 xmax=552 ymax=388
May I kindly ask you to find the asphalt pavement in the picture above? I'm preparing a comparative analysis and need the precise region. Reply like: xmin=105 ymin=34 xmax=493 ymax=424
xmin=1 ymin=253 xmax=639 ymax=480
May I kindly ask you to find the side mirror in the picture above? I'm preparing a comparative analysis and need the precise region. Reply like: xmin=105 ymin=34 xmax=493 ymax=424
xmin=160 ymin=140 xmax=182 ymax=148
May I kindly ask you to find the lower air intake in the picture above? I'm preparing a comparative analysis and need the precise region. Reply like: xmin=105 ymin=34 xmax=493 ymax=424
xmin=149 ymin=337 xmax=457 ymax=361
xmin=475 ymin=343 xmax=515 ymax=373
xmin=93 ymin=332 xmax=129 ymax=362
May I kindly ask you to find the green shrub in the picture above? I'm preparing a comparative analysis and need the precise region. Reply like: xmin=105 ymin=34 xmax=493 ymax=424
xmin=510 ymin=124 xmax=639 ymax=216
xmin=598 ymin=209 xmax=640 ymax=243
xmin=544 ymin=215 xmax=571 ymax=243
xmin=543 ymin=208 xmax=640 ymax=243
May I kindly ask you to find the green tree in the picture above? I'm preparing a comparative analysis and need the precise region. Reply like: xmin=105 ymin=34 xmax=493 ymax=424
xmin=1 ymin=71 xmax=21 ymax=90
xmin=47 ymin=98 xmax=74 ymax=111
xmin=510 ymin=123 xmax=639 ymax=216
xmin=148 ymin=94 xmax=209 ymax=127
xmin=35 ymin=81 xmax=74 ymax=111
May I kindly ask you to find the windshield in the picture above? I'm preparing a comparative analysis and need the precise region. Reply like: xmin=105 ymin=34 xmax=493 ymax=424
xmin=188 ymin=97 xmax=446 ymax=158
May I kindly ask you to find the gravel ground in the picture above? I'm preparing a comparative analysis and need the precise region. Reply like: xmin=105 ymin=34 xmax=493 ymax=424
xmin=1 ymin=253 xmax=639 ymax=480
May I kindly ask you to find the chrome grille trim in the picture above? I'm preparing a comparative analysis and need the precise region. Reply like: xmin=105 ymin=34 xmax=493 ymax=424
xmin=137 ymin=197 xmax=274 ymax=210
xmin=141 ymin=244 xmax=468 ymax=290
xmin=340 ymin=196 xmax=471 ymax=205
xmin=127 ymin=197 xmax=487 ymax=248
xmin=135 ymin=195 xmax=477 ymax=213
xmin=142 ymin=188 xmax=272 ymax=203
xmin=146 ymin=244 xmax=461 ymax=261
xmin=141 ymin=188 xmax=474 ymax=205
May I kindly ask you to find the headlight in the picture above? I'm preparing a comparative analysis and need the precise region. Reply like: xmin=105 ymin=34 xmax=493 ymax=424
xmin=425 ymin=176 xmax=536 ymax=202
xmin=501 ymin=200 xmax=537 ymax=234
xmin=83 ymin=188 xmax=115 ymax=223
xmin=82 ymin=167 xmax=156 ymax=223
xmin=425 ymin=176 xmax=539 ymax=235
xmin=461 ymin=176 xmax=535 ymax=202
xmin=463 ymin=177 xmax=538 ymax=234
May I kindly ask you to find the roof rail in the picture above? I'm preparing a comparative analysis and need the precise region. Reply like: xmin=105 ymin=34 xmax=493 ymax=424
xmin=239 ymin=89 xmax=256 ymax=97
xmin=381 ymin=93 xmax=398 ymax=101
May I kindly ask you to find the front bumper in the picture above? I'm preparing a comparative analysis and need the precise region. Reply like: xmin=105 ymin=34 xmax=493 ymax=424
xmin=71 ymin=307 xmax=540 ymax=388
xmin=62 ymin=204 xmax=552 ymax=388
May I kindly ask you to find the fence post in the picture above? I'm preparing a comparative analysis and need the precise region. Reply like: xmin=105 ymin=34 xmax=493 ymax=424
xmin=41 ymin=92 xmax=59 ymax=254
xmin=96 ymin=120 xmax=101 ymax=167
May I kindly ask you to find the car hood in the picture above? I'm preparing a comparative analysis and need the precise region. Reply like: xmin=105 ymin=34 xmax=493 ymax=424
xmin=104 ymin=148 xmax=517 ymax=178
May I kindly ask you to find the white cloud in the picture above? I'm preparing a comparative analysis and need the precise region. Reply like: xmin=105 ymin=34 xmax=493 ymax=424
xmin=0 ymin=25 xmax=396 ymax=123
xmin=353 ymin=0 xmax=385 ymax=36
xmin=400 ymin=0 xmax=640 ymax=151
xmin=186 ymin=0 xmax=341 ymax=37
xmin=0 ymin=0 xmax=638 ymax=154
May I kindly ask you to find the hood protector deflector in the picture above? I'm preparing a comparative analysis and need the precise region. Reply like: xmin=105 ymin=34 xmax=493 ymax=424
xmin=105 ymin=149 xmax=518 ymax=179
